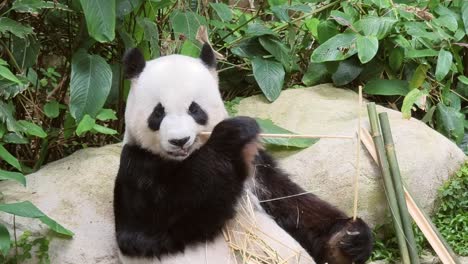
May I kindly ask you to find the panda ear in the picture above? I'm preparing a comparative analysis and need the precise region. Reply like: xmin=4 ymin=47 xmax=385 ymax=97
xmin=200 ymin=43 xmax=216 ymax=69
xmin=123 ymin=48 xmax=146 ymax=79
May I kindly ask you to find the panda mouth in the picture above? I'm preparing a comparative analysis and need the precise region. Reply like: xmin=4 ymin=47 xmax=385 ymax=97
xmin=167 ymin=149 xmax=190 ymax=158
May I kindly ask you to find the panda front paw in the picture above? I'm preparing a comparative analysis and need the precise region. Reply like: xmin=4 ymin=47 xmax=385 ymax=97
xmin=325 ymin=218 xmax=373 ymax=264
xmin=209 ymin=116 xmax=260 ymax=147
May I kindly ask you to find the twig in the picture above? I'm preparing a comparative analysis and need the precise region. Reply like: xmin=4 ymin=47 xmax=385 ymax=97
xmin=352 ymin=86 xmax=363 ymax=221
xmin=199 ymin=132 xmax=353 ymax=139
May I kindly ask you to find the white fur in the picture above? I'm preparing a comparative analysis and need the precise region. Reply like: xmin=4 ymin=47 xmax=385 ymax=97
xmin=121 ymin=54 xmax=315 ymax=263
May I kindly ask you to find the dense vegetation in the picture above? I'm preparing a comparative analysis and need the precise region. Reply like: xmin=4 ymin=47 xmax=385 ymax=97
xmin=0 ymin=0 xmax=467 ymax=262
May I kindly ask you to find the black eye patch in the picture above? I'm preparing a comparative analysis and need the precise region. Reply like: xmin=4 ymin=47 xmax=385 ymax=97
xmin=188 ymin=102 xmax=208 ymax=125
xmin=147 ymin=103 xmax=165 ymax=131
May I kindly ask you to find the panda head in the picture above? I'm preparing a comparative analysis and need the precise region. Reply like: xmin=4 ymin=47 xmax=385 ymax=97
xmin=122 ymin=44 xmax=228 ymax=160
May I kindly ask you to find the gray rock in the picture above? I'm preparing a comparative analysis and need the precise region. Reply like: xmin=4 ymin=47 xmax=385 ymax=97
xmin=237 ymin=84 xmax=466 ymax=225
xmin=0 ymin=84 xmax=464 ymax=263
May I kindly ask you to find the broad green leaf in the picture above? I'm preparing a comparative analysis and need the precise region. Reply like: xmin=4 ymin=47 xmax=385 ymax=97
xmin=17 ymin=120 xmax=47 ymax=138
xmin=3 ymin=133 xmax=28 ymax=144
xmin=170 ymin=11 xmax=207 ymax=40
xmin=0 ymin=169 xmax=25 ymax=186
xmin=401 ymin=89 xmax=428 ymax=119
xmin=259 ymin=36 xmax=291 ymax=71
xmin=11 ymin=35 xmax=40 ymax=70
xmin=0 ymin=101 xmax=18 ymax=132
xmin=116 ymin=0 xmax=143 ymax=17
xmin=256 ymin=119 xmax=317 ymax=148
xmin=0 ymin=224 xmax=10 ymax=256
xmin=0 ymin=65 xmax=22 ymax=85
xmin=268 ymin=0 xmax=287 ymax=6
xmin=302 ymin=62 xmax=329 ymax=86
xmin=409 ymin=64 xmax=429 ymax=90
xmin=76 ymin=115 xmax=95 ymax=136
xmin=39 ymin=216 xmax=74 ymax=236
xmin=462 ymin=1 xmax=468 ymax=35
xmin=364 ymin=79 xmax=409 ymax=96
xmin=271 ymin=4 xmax=311 ymax=22
xmin=93 ymin=124 xmax=118 ymax=135
xmin=331 ymin=58 xmax=363 ymax=86
xmin=231 ymin=38 xmax=268 ymax=58
xmin=304 ymin=18 xmax=320 ymax=37
xmin=44 ymin=100 xmax=60 ymax=119
xmin=370 ymin=0 xmax=390 ymax=8
xmin=389 ymin=47 xmax=404 ymax=72
xmin=136 ymin=17 xmax=159 ymax=58
xmin=406 ymin=49 xmax=439 ymax=58
xmin=209 ymin=3 xmax=232 ymax=22
xmin=435 ymin=103 xmax=464 ymax=144
xmin=356 ymin=35 xmax=379 ymax=64
xmin=0 ymin=17 xmax=33 ymax=39
xmin=0 ymin=144 xmax=21 ymax=171
xmin=434 ymin=15 xmax=458 ymax=32
xmin=70 ymin=50 xmax=112 ymax=121
xmin=118 ymin=28 xmax=136 ymax=50
xmin=12 ymin=0 xmax=70 ymax=14
xmin=354 ymin=17 xmax=396 ymax=39
xmin=245 ymin=23 xmax=276 ymax=37
xmin=330 ymin=10 xmax=353 ymax=26
xmin=251 ymin=57 xmax=285 ymax=102
xmin=180 ymin=40 xmax=200 ymax=58
xmin=458 ymin=75 xmax=468 ymax=85
xmin=317 ymin=21 xmax=339 ymax=44
xmin=0 ymin=201 xmax=44 ymax=218
xmin=311 ymin=33 xmax=358 ymax=63
xmin=63 ymin=113 xmax=75 ymax=139
xmin=435 ymin=50 xmax=453 ymax=81
xmin=79 ymin=0 xmax=115 ymax=43
xmin=96 ymin=109 xmax=117 ymax=121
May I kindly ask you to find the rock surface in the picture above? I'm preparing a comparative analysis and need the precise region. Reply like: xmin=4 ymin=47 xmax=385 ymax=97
xmin=0 ymin=84 xmax=465 ymax=263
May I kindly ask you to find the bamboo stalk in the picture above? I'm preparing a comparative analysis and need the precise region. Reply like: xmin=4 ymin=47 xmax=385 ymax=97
xmin=379 ymin=112 xmax=420 ymax=264
xmin=367 ymin=103 xmax=411 ymax=264
xmin=352 ymin=86 xmax=363 ymax=221
xmin=199 ymin=132 xmax=354 ymax=139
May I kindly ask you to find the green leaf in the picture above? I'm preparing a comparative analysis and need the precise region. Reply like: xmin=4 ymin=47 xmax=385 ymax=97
xmin=180 ymin=40 xmax=200 ymax=57
xmin=12 ymin=0 xmax=70 ymax=14
xmin=409 ymin=64 xmax=429 ymax=90
xmin=331 ymin=58 xmax=363 ymax=86
xmin=3 ymin=133 xmax=28 ymax=144
xmin=401 ymin=89 xmax=428 ymax=119
xmin=435 ymin=50 xmax=453 ymax=81
xmin=434 ymin=15 xmax=458 ymax=32
xmin=0 ymin=101 xmax=18 ymax=132
xmin=39 ymin=216 xmax=74 ymax=236
xmin=17 ymin=120 xmax=47 ymax=138
xmin=0 ymin=169 xmax=26 ymax=186
xmin=231 ymin=38 xmax=268 ymax=58
xmin=0 ymin=201 xmax=44 ymax=218
xmin=96 ymin=109 xmax=117 ymax=121
xmin=259 ymin=36 xmax=291 ymax=71
xmin=406 ymin=49 xmax=439 ymax=58
xmin=370 ymin=0 xmax=390 ymax=8
xmin=256 ymin=119 xmax=318 ymax=148
xmin=76 ymin=115 xmax=95 ymax=136
xmin=302 ymin=62 xmax=329 ymax=86
xmin=311 ymin=33 xmax=358 ymax=62
xmin=317 ymin=20 xmax=339 ymax=44
xmin=354 ymin=17 xmax=396 ymax=39
xmin=79 ymin=0 xmax=115 ymax=43
xmin=389 ymin=47 xmax=404 ymax=72
xmin=0 ymin=223 xmax=10 ymax=256
xmin=11 ymin=35 xmax=40 ymax=70
xmin=0 ymin=17 xmax=33 ymax=39
xmin=170 ymin=11 xmax=207 ymax=40
xmin=0 ymin=144 xmax=21 ymax=171
xmin=458 ymin=75 xmax=468 ymax=85
xmin=245 ymin=23 xmax=276 ymax=37
xmin=251 ymin=57 xmax=285 ymax=102
xmin=209 ymin=3 xmax=232 ymax=22
xmin=364 ymin=79 xmax=409 ymax=96
xmin=462 ymin=1 xmax=468 ymax=35
xmin=0 ymin=65 xmax=22 ymax=85
xmin=304 ymin=18 xmax=320 ymax=37
xmin=93 ymin=124 xmax=117 ymax=135
xmin=44 ymin=100 xmax=60 ymax=119
xmin=116 ymin=0 xmax=143 ymax=17
xmin=70 ymin=50 xmax=112 ymax=121
xmin=435 ymin=103 xmax=464 ymax=144
xmin=136 ymin=17 xmax=159 ymax=58
xmin=356 ymin=35 xmax=379 ymax=64
xmin=330 ymin=10 xmax=353 ymax=26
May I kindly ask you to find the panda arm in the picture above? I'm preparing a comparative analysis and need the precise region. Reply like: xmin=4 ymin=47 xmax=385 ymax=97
xmin=253 ymin=150 xmax=373 ymax=264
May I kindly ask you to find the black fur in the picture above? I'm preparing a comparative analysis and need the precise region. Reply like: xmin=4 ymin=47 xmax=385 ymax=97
xmin=254 ymin=151 xmax=373 ymax=264
xmin=123 ymin=48 xmax=146 ymax=78
xmin=114 ymin=117 xmax=259 ymax=258
xmin=200 ymin=43 xmax=216 ymax=69
xmin=188 ymin=102 xmax=208 ymax=125
xmin=147 ymin=103 xmax=165 ymax=131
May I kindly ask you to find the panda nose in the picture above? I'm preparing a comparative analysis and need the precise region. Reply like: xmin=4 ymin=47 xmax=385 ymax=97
xmin=169 ymin=137 xmax=190 ymax=148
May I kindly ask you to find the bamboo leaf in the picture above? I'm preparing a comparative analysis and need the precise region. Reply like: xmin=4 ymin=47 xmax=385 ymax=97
xmin=17 ymin=120 xmax=47 ymax=138
xmin=0 ymin=144 xmax=21 ymax=171
xmin=0 ymin=224 xmax=10 ymax=256
xmin=256 ymin=119 xmax=318 ymax=148
xmin=0 ymin=169 xmax=26 ymax=186
xmin=364 ymin=79 xmax=409 ymax=96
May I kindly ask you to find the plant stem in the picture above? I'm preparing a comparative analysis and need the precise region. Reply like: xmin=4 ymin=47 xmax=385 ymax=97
xmin=367 ymin=103 xmax=411 ymax=264
xmin=379 ymin=112 xmax=420 ymax=264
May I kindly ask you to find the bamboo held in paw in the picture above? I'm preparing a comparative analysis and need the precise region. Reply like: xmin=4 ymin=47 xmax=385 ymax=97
xmin=379 ymin=112 xmax=420 ymax=264
xmin=352 ymin=86 xmax=363 ymax=221
xmin=199 ymin=131 xmax=354 ymax=139
xmin=367 ymin=103 xmax=411 ymax=264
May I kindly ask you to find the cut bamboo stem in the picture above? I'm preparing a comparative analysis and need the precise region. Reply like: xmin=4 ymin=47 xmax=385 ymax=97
xmin=367 ymin=103 xmax=411 ymax=264
xmin=379 ymin=112 xmax=420 ymax=264
xmin=352 ymin=86 xmax=363 ymax=221
xmin=199 ymin=132 xmax=354 ymax=139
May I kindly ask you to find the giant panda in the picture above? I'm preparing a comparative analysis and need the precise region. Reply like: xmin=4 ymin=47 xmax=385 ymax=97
xmin=113 ymin=43 xmax=373 ymax=264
